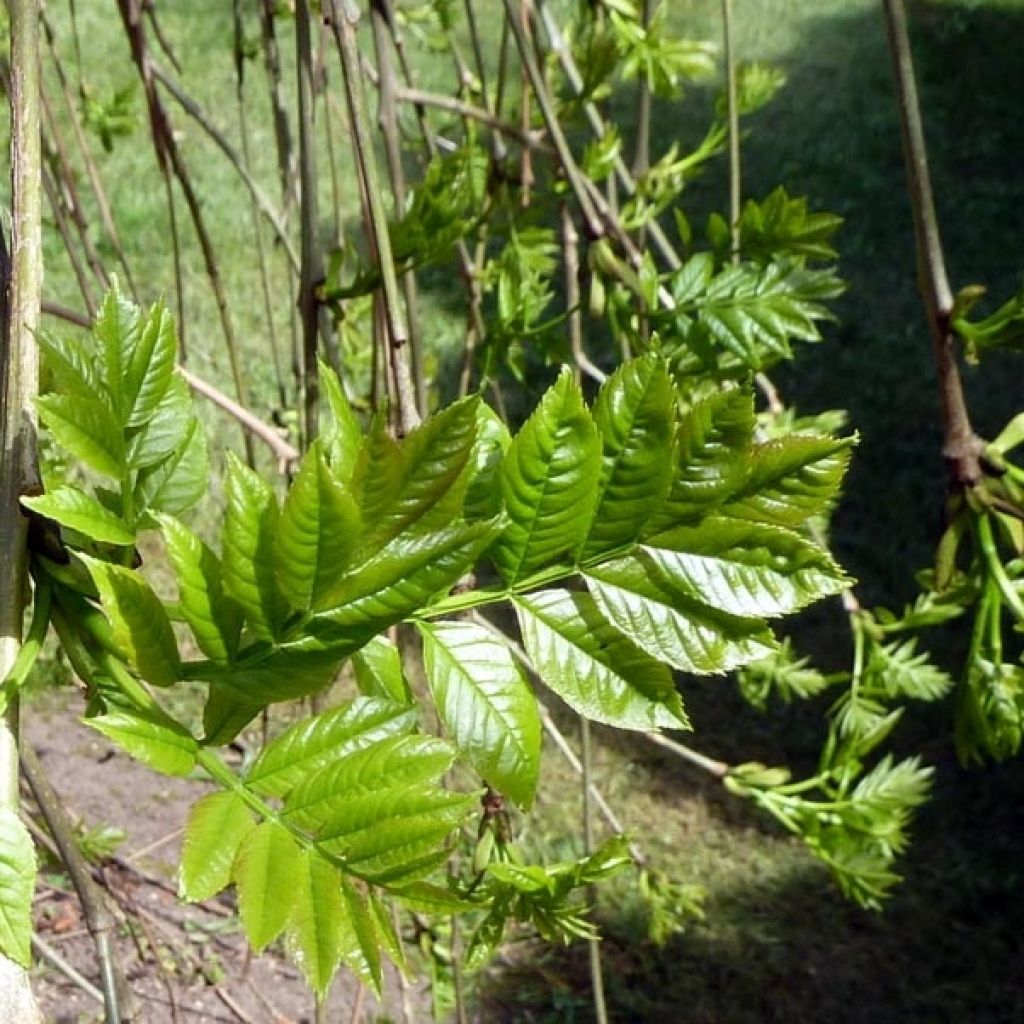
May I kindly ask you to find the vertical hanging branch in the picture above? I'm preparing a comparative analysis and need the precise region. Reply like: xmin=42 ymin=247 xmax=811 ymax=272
xmin=40 ymin=11 xmax=139 ymax=299
xmin=370 ymin=0 xmax=426 ymax=415
xmin=257 ymin=0 xmax=301 ymax=391
xmin=258 ymin=0 xmax=297 ymax=215
xmin=633 ymin=0 xmax=655 ymax=179
xmin=232 ymin=0 xmax=289 ymax=412
xmin=1 ymin=1 xmax=44 ymax=1020
xmin=881 ymin=0 xmax=983 ymax=485
xmin=115 ymin=0 xmax=256 ymax=465
xmin=295 ymin=0 xmax=324 ymax=448
xmin=327 ymin=0 xmax=420 ymax=435
xmin=721 ymin=0 xmax=741 ymax=260
xmin=562 ymin=205 xmax=609 ymax=1024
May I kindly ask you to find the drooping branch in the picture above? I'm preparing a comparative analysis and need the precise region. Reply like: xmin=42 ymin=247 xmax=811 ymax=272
xmin=722 ymin=0 xmax=741 ymax=260
xmin=505 ymin=0 xmax=676 ymax=311
xmin=114 ymin=0 xmax=256 ymax=465
xmin=257 ymin=0 xmax=297 ymax=215
xmin=149 ymin=61 xmax=299 ymax=273
xmin=533 ymin=0 xmax=683 ymax=271
xmin=21 ymin=745 xmax=131 ymax=1023
xmin=295 ymin=0 xmax=324 ymax=448
xmin=39 ymin=10 xmax=139 ymax=299
xmin=881 ymin=0 xmax=983 ymax=485
xmin=327 ymin=0 xmax=421 ymax=434
xmin=231 ymin=0 xmax=289 ymax=410
xmin=371 ymin=0 xmax=427 ymax=415
xmin=393 ymin=87 xmax=547 ymax=150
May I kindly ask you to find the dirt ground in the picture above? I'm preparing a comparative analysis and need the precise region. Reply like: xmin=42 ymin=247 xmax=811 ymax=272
xmin=24 ymin=699 xmax=413 ymax=1024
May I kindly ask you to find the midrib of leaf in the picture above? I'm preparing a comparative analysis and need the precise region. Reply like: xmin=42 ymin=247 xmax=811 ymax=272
xmin=503 ymin=424 xmax=582 ymax=582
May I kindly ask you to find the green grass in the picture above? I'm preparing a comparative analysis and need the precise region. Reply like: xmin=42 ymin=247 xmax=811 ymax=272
xmin=6 ymin=1 xmax=1024 ymax=1021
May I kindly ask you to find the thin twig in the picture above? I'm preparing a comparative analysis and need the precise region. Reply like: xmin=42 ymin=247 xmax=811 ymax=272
xmin=328 ymin=0 xmax=421 ymax=434
xmin=295 ymin=0 xmax=324 ymax=448
xmin=180 ymin=367 xmax=299 ymax=472
xmin=232 ymin=0 xmax=289 ymax=410
xmin=258 ymin=0 xmax=298 ymax=214
xmin=562 ymin=205 xmax=606 ymax=383
xmin=580 ymin=717 xmax=609 ymax=1024
xmin=115 ymin=0 xmax=256 ymax=465
xmin=641 ymin=731 xmax=730 ymax=778
xmin=881 ymin=0 xmax=983 ymax=484
xmin=124 ymin=826 xmax=183 ymax=864
xmin=371 ymin=0 xmax=427 ymax=416
xmin=22 ymin=745 xmax=129 ymax=1023
xmin=533 ymin=0 xmax=683 ymax=271
xmin=722 ymin=0 xmax=741 ymax=262
xmin=213 ymin=985 xmax=257 ymax=1024
xmin=39 ymin=9 xmax=139 ymax=298
xmin=150 ymin=61 xmax=299 ymax=273
xmin=31 ymin=934 xmax=104 ymax=1006
xmin=507 ymin=0 xmax=675 ymax=309
xmin=394 ymin=87 xmax=545 ymax=151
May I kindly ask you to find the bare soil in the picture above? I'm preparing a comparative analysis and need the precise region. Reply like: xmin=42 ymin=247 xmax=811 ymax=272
xmin=24 ymin=698 xmax=410 ymax=1024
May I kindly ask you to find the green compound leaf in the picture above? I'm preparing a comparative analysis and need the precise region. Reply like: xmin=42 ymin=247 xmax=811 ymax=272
xmin=420 ymin=620 xmax=541 ymax=808
xmin=580 ymin=354 xmax=674 ymax=560
xmin=37 ymin=393 xmax=124 ymax=479
xmin=463 ymin=403 xmax=511 ymax=523
xmin=202 ymin=689 xmax=263 ymax=747
xmin=670 ymin=257 xmax=841 ymax=370
xmin=125 ymin=374 xmax=191 ymax=469
xmin=310 ymin=519 xmax=500 ymax=642
xmin=584 ymin=556 xmax=777 ymax=675
xmin=0 ymin=807 xmax=36 ymax=968
xmin=160 ymin=515 xmax=242 ymax=663
xmin=275 ymin=443 xmax=361 ymax=613
xmin=647 ymin=388 xmax=754 ymax=531
xmin=285 ymin=849 xmax=349 ymax=998
xmin=81 ymin=556 xmax=181 ymax=686
xmin=179 ymin=791 xmax=256 ymax=902
xmin=352 ymin=636 xmax=413 ymax=705
xmin=284 ymin=736 xmax=470 ymax=884
xmin=491 ymin=367 xmax=601 ymax=583
xmin=195 ymin=648 xmax=348 ymax=705
xmin=642 ymin=517 xmax=848 ymax=619
xmin=123 ymin=301 xmax=178 ymax=429
xmin=93 ymin=281 xmax=140 ymax=413
xmin=354 ymin=397 xmax=479 ymax=553
xmin=337 ymin=877 xmax=384 ymax=992
xmin=222 ymin=452 xmax=284 ymax=641
xmin=516 ymin=588 xmax=687 ymax=731
xmin=724 ymin=434 xmax=854 ymax=528
xmin=233 ymin=821 xmax=303 ymax=952
xmin=37 ymin=329 xmax=105 ymax=401
xmin=22 ymin=487 xmax=135 ymax=546
xmin=135 ymin=417 xmax=209 ymax=516
xmin=247 ymin=697 xmax=419 ymax=799
xmin=87 ymin=708 xmax=198 ymax=777
xmin=319 ymin=359 xmax=363 ymax=481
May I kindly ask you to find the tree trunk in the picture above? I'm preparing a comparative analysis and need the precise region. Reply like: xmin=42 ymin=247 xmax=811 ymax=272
xmin=1 ymin=0 xmax=44 ymax=1017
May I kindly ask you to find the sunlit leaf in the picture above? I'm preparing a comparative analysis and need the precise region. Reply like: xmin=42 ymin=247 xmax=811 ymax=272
xmin=420 ymin=620 xmax=541 ymax=807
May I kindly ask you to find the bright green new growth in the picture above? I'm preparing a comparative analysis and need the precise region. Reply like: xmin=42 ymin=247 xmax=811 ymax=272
xmin=13 ymin=284 xmax=907 ymax=991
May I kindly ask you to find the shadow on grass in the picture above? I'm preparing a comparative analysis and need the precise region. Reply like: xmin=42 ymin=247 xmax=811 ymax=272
xmin=476 ymin=751 xmax=1024 ymax=1024
xmin=466 ymin=2 xmax=1024 ymax=1020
